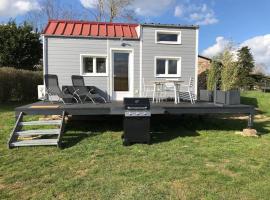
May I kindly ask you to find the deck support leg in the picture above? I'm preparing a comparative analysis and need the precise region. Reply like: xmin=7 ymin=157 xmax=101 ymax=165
xmin=248 ymin=114 xmax=254 ymax=128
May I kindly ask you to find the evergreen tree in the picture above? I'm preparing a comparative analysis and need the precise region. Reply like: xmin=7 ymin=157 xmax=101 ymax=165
xmin=237 ymin=46 xmax=255 ymax=87
xmin=0 ymin=21 xmax=42 ymax=70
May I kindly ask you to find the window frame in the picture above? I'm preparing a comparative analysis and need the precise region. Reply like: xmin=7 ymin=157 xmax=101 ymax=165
xmin=154 ymin=56 xmax=181 ymax=78
xmin=155 ymin=30 xmax=182 ymax=45
xmin=80 ymin=54 xmax=108 ymax=77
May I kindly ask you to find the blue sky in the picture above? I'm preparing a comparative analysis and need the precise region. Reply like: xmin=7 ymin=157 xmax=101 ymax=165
xmin=0 ymin=0 xmax=270 ymax=72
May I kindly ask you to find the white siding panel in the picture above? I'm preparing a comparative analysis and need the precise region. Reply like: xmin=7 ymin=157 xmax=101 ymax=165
xmin=142 ymin=27 xmax=197 ymax=92
xmin=47 ymin=37 xmax=108 ymax=93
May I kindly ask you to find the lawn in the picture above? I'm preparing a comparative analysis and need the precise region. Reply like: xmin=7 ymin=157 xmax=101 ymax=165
xmin=0 ymin=91 xmax=270 ymax=199
xmin=241 ymin=90 xmax=270 ymax=116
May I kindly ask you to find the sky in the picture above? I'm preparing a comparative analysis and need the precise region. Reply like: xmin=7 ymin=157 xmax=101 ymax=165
xmin=0 ymin=0 xmax=270 ymax=72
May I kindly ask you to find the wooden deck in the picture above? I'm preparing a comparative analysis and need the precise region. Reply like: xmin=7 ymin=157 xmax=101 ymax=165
xmin=16 ymin=101 xmax=255 ymax=115
xmin=10 ymin=101 xmax=256 ymax=148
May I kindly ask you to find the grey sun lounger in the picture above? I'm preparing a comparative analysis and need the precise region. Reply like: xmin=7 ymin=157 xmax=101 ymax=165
xmin=45 ymin=74 xmax=79 ymax=104
xmin=71 ymin=75 xmax=107 ymax=103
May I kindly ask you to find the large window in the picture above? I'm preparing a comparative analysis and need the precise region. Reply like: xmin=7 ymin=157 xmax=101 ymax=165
xmin=155 ymin=30 xmax=181 ymax=44
xmin=155 ymin=57 xmax=181 ymax=77
xmin=80 ymin=55 xmax=107 ymax=76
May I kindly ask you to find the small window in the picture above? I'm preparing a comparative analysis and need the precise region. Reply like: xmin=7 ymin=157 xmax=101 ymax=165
xmin=155 ymin=57 xmax=181 ymax=77
xmin=83 ymin=57 xmax=93 ymax=73
xmin=156 ymin=59 xmax=166 ymax=74
xmin=96 ymin=58 xmax=106 ymax=73
xmin=156 ymin=30 xmax=181 ymax=44
xmin=168 ymin=60 xmax=177 ymax=74
xmin=81 ymin=55 xmax=107 ymax=76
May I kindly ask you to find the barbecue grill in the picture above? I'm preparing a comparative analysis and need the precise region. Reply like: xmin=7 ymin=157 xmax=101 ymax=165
xmin=123 ymin=98 xmax=151 ymax=146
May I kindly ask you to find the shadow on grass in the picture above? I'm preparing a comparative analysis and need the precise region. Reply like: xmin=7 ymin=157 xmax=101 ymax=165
xmin=150 ymin=115 xmax=201 ymax=144
xmin=60 ymin=114 xmax=270 ymax=148
xmin=241 ymin=96 xmax=266 ymax=115
xmin=241 ymin=96 xmax=258 ymax=107
xmin=61 ymin=116 xmax=123 ymax=148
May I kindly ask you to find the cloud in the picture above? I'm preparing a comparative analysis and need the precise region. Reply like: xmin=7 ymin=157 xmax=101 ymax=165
xmin=80 ymin=0 xmax=175 ymax=17
xmin=202 ymin=37 xmax=231 ymax=58
xmin=79 ymin=0 xmax=217 ymax=25
xmin=174 ymin=5 xmax=183 ymax=17
xmin=202 ymin=34 xmax=270 ymax=73
xmin=80 ymin=0 xmax=98 ymax=9
xmin=241 ymin=34 xmax=270 ymax=69
xmin=174 ymin=3 xmax=218 ymax=25
xmin=132 ymin=0 xmax=175 ymax=17
xmin=0 ymin=0 xmax=40 ymax=17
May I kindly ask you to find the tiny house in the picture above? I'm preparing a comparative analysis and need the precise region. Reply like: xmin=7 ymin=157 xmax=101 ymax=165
xmin=42 ymin=20 xmax=199 ymax=101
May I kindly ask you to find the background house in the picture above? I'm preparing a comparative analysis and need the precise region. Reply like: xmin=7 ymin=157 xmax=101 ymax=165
xmin=198 ymin=55 xmax=212 ymax=75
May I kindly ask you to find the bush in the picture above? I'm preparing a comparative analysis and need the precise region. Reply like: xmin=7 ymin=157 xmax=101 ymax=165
xmin=0 ymin=67 xmax=43 ymax=103
xmin=0 ymin=21 xmax=42 ymax=70
xmin=207 ymin=61 xmax=221 ymax=91
xmin=220 ymin=51 xmax=239 ymax=91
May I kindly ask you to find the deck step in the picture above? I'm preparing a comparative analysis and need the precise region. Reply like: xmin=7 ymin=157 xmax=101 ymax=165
xmin=10 ymin=139 xmax=58 ymax=147
xmin=19 ymin=120 xmax=61 ymax=126
xmin=16 ymin=129 xmax=60 ymax=137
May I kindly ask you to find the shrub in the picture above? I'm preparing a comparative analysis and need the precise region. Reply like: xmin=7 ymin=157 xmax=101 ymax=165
xmin=207 ymin=61 xmax=221 ymax=91
xmin=0 ymin=21 xmax=42 ymax=70
xmin=220 ymin=51 xmax=239 ymax=91
xmin=0 ymin=67 xmax=43 ymax=103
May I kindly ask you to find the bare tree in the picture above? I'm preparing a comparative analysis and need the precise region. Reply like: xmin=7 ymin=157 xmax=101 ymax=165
xmin=27 ymin=0 xmax=137 ymax=31
xmin=85 ymin=0 xmax=137 ymax=22
xmin=27 ymin=0 xmax=83 ymax=31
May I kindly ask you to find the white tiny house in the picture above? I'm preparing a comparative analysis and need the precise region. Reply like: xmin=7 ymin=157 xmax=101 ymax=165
xmin=42 ymin=20 xmax=199 ymax=101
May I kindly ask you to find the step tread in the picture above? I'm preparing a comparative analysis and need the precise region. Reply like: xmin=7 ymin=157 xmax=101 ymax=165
xmin=19 ymin=120 xmax=62 ymax=126
xmin=10 ymin=139 xmax=58 ymax=147
xmin=16 ymin=129 xmax=60 ymax=136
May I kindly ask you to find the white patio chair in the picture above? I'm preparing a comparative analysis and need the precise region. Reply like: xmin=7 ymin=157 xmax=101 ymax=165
xmin=179 ymin=77 xmax=195 ymax=104
xmin=162 ymin=79 xmax=180 ymax=102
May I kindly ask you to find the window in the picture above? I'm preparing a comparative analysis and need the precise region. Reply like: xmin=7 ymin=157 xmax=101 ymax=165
xmin=83 ymin=57 xmax=93 ymax=73
xmin=155 ymin=57 xmax=181 ymax=77
xmin=81 ymin=55 xmax=107 ymax=76
xmin=155 ymin=30 xmax=181 ymax=44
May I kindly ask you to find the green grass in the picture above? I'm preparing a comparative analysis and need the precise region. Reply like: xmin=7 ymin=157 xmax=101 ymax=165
xmin=241 ymin=90 xmax=270 ymax=116
xmin=0 ymin=92 xmax=270 ymax=199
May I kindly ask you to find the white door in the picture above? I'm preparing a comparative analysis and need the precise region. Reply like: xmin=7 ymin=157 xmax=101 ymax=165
xmin=112 ymin=50 xmax=133 ymax=100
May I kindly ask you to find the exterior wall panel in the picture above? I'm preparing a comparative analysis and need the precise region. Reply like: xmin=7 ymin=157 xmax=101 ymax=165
xmin=141 ymin=26 xmax=197 ymax=95
xmin=46 ymin=37 xmax=140 ymax=98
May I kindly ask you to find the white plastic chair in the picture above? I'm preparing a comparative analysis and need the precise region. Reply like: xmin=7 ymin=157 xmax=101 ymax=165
xmin=179 ymin=77 xmax=195 ymax=104
xmin=162 ymin=79 xmax=179 ymax=102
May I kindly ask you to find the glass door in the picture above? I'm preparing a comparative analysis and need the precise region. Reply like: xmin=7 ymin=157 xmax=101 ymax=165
xmin=112 ymin=51 xmax=132 ymax=100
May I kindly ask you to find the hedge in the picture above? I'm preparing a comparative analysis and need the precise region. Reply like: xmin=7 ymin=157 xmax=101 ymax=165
xmin=0 ymin=67 xmax=43 ymax=103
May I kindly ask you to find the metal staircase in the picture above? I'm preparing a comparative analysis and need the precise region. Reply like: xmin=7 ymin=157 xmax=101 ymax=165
xmin=8 ymin=111 xmax=66 ymax=148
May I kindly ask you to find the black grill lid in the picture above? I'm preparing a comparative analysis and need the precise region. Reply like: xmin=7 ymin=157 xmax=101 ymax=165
xmin=124 ymin=98 xmax=150 ymax=110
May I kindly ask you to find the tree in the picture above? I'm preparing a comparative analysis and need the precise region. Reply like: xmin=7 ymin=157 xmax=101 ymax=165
xmin=237 ymin=46 xmax=255 ymax=87
xmin=27 ymin=0 xmax=83 ymax=31
xmin=0 ymin=21 xmax=42 ymax=70
xmin=85 ymin=0 xmax=137 ymax=22
xmin=220 ymin=50 xmax=239 ymax=91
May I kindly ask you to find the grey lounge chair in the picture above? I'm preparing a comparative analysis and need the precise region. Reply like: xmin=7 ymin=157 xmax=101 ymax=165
xmin=45 ymin=74 xmax=79 ymax=104
xmin=71 ymin=75 xmax=107 ymax=103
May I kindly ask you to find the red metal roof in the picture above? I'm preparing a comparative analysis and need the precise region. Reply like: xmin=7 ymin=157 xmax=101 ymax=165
xmin=43 ymin=20 xmax=139 ymax=39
